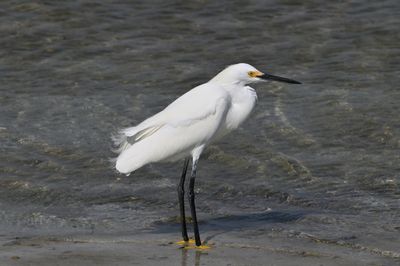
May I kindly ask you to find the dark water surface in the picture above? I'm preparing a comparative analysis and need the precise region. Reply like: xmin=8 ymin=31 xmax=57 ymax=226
xmin=0 ymin=0 xmax=399 ymax=264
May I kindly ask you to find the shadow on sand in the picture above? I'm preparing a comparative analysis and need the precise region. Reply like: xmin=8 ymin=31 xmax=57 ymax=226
xmin=153 ymin=210 xmax=306 ymax=266
xmin=152 ymin=210 xmax=306 ymax=237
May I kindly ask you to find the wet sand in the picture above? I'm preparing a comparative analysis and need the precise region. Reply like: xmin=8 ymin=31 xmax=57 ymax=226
xmin=2 ymin=229 xmax=399 ymax=266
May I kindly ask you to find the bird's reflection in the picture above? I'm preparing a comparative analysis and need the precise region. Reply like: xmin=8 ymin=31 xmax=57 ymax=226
xmin=195 ymin=250 xmax=201 ymax=266
xmin=181 ymin=248 xmax=204 ymax=266
xmin=181 ymin=248 xmax=187 ymax=266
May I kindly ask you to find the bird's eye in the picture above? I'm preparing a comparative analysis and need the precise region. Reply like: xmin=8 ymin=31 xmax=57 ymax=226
xmin=248 ymin=71 xmax=257 ymax=77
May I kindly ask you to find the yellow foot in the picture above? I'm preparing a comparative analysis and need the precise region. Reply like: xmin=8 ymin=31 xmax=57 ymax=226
xmin=175 ymin=239 xmax=196 ymax=245
xmin=175 ymin=239 xmax=212 ymax=249
xmin=183 ymin=244 xmax=211 ymax=250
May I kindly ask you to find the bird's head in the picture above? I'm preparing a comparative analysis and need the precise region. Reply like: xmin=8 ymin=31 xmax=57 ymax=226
xmin=210 ymin=63 xmax=301 ymax=86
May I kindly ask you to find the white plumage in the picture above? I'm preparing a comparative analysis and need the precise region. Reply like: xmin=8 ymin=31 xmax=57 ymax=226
xmin=112 ymin=63 xmax=300 ymax=174
xmin=111 ymin=62 xmax=301 ymax=247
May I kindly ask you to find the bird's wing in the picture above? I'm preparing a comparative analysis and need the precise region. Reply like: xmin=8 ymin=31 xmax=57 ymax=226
xmin=114 ymin=83 xmax=231 ymax=173
xmin=112 ymin=82 xmax=229 ymax=153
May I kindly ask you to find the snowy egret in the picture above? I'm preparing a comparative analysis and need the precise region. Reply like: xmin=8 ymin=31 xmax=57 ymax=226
xmin=112 ymin=63 xmax=301 ymax=247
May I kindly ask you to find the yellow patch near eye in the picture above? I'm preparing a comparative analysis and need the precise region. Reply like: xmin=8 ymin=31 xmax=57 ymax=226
xmin=248 ymin=71 xmax=262 ymax=77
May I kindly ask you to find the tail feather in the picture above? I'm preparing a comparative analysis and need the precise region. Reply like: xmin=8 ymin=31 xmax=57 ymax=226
xmin=111 ymin=130 xmax=131 ymax=154
xmin=111 ymin=124 xmax=164 ymax=154
xmin=111 ymin=124 xmax=165 ymax=174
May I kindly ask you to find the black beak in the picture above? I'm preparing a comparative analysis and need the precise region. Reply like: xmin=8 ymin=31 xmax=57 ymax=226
xmin=259 ymin=73 xmax=301 ymax=84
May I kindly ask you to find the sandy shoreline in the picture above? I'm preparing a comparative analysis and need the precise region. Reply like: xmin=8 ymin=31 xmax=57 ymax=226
xmin=1 ymin=231 xmax=399 ymax=266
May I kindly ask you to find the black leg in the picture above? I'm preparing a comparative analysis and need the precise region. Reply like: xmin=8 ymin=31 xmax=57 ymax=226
xmin=178 ymin=158 xmax=190 ymax=241
xmin=188 ymin=159 xmax=202 ymax=246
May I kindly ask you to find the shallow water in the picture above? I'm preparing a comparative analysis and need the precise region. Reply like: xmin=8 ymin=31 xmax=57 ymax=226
xmin=1 ymin=0 xmax=399 ymax=264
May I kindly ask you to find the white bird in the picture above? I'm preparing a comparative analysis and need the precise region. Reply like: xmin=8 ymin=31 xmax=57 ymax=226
xmin=112 ymin=63 xmax=301 ymax=248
